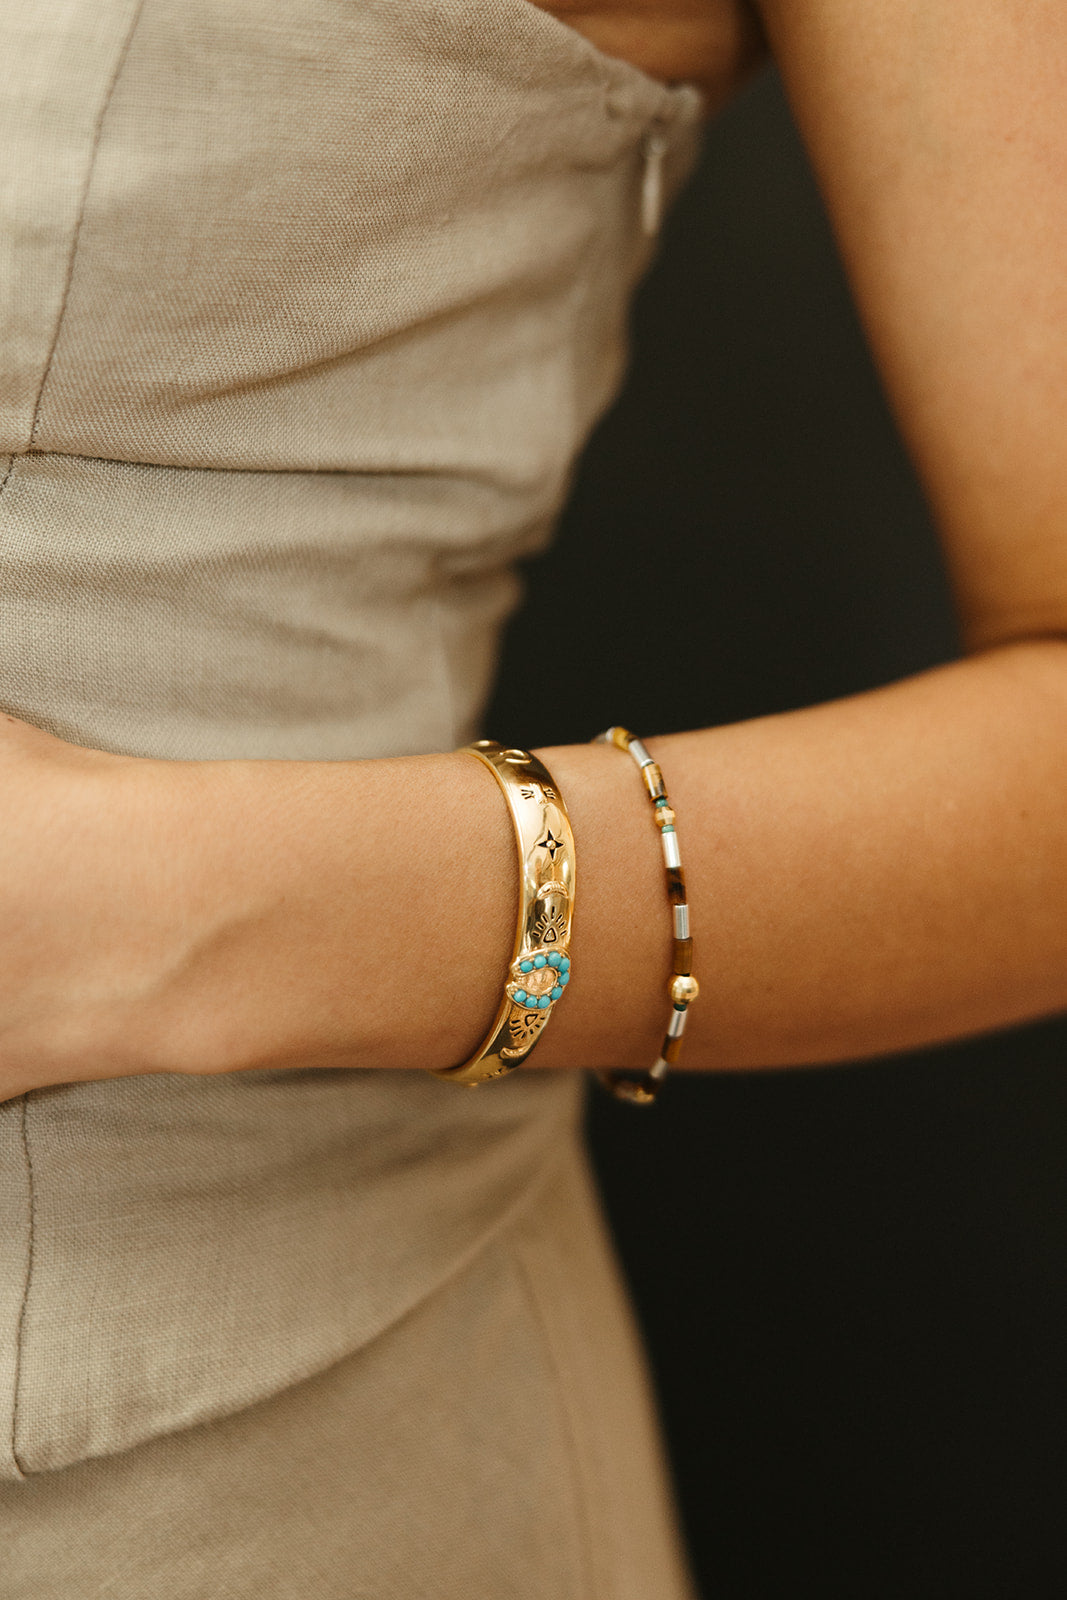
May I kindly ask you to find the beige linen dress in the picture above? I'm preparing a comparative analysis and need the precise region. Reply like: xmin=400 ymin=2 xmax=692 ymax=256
xmin=0 ymin=2 xmax=703 ymax=1593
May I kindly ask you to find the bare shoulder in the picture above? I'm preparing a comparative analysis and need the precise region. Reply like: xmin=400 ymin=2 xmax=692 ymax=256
xmin=527 ymin=0 xmax=767 ymax=109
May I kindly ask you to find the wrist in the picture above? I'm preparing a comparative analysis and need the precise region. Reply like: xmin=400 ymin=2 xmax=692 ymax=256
xmin=525 ymin=740 xmax=674 ymax=1072
xmin=0 ymin=739 xmax=198 ymax=1097
xmin=142 ymin=748 xmax=518 ymax=1079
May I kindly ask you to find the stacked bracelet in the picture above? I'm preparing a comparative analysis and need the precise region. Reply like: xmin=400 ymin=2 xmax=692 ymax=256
xmin=593 ymin=726 xmax=698 ymax=1105
xmin=431 ymin=741 xmax=575 ymax=1087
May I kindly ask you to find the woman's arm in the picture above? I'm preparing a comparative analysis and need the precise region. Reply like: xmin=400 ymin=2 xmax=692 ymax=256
xmin=6 ymin=639 xmax=1067 ymax=1093
xmin=5 ymin=0 xmax=1067 ymax=1097
xmin=754 ymin=0 xmax=1067 ymax=651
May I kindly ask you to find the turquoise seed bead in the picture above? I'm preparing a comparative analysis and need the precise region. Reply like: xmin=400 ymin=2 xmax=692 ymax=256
xmin=526 ymin=998 xmax=540 ymax=1010
xmin=538 ymin=995 xmax=551 ymax=1009
xmin=559 ymin=971 xmax=569 ymax=986
xmin=520 ymin=960 xmax=533 ymax=973
xmin=534 ymin=955 xmax=547 ymax=968
xmin=547 ymin=952 xmax=561 ymax=968
xmin=560 ymin=956 xmax=570 ymax=971
xmin=551 ymin=985 xmax=563 ymax=1001
xmin=514 ymin=990 xmax=526 ymax=1004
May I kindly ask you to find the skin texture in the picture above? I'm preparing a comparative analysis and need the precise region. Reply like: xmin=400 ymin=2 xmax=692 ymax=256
xmin=3 ymin=1 xmax=1067 ymax=1097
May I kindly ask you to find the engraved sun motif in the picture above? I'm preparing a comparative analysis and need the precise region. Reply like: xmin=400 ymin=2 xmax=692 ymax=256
xmin=532 ymin=883 xmax=569 ymax=947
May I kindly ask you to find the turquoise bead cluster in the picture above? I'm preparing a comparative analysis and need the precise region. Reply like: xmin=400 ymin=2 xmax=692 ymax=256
xmin=512 ymin=951 xmax=571 ymax=1010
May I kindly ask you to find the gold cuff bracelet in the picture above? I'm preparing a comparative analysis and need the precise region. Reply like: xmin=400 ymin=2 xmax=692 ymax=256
xmin=431 ymin=740 xmax=575 ymax=1087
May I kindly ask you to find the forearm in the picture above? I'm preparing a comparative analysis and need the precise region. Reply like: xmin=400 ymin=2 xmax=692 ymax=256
xmin=35 ymin=635 xmax=1066 ymax=1088
xmin=537 ymin=638 xmax=1067 ymax=1072
xmin=0 ymin=726 xmax=512 ymax=1094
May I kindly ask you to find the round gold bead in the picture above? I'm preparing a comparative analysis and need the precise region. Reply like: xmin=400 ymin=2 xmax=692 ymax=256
xmin=655 ymin=806 xmax=676 ymax=829
xmin=670 ymin=973 xmax=700 ymax=1006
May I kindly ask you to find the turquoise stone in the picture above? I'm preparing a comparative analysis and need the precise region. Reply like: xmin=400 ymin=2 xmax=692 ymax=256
xmin=551 ymin=985 xmax=563 ymax=1001
xmin=533 ymin=955 xmax=547 ymax=968
xmin=538 ymin=995 xmax=551 ymax=1009
xmin=559 ymin=971 xmax=570 ymax=986
xmin=527 ymin=998 xmax=540 ymax=1010
xmin=560 ymin=956 xmax=571 ymax=971
xmin=514 ymin=990 xmax=526 ymax=1004
xmin=547 ymin=952 xmax=561 ymax=968
xmin=520 ymin=960 xmax=533 ymax=974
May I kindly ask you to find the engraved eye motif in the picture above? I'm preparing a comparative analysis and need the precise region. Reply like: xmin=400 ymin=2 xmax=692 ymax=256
xmin=507 ymin=1006 xmax=546 ymax=1051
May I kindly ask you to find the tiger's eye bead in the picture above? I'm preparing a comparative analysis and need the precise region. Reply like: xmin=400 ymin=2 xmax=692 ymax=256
xmin=641 ymin=761 xmax=666 ymax=801
xmin=670 ymin=973 xmax=700 ymax=1006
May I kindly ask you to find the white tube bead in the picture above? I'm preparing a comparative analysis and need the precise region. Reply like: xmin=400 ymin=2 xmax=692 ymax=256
xmin=673 ymin=902 xmax=690 ymax=939
xmin=668 ymin=1007 xmax=688 ymax=1039
xmin=628 ymin=737 xmax=654 ymax=769
xmin=661 ymin=829 xmax=682 ymax=870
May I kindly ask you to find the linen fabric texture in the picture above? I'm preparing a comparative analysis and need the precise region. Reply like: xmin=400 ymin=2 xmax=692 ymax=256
xmin=0 ymin=1 xmax=703 ymax=1593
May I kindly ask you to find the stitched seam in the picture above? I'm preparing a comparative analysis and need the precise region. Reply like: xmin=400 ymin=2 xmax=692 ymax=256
xmin=3 ymin=8 xmax=141 ymax=1460
xmin=514 ymin=1236 xmax=600 ymax=1600
xmin=0 ymin=448 xmax=531 ymax=492
xmin=9 ymin=1094 xmax=37 ymax=1479
xmin=26 ymin=0 xmax=148 ymax=450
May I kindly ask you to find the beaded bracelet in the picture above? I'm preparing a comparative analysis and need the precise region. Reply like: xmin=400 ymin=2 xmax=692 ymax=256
xmin=593 ymin=727 xmax=698 ymax=1105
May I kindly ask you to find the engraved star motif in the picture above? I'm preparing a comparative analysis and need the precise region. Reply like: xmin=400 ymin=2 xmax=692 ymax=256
xmin=538 ymin=830 xmax=563 ymax=860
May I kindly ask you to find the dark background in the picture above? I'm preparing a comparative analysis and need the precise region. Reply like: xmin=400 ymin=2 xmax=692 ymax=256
xmin=488 ymin=70 xmax=1067 ymax=1599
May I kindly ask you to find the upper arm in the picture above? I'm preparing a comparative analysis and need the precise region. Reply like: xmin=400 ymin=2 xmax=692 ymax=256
xmin=754 ymin=0 xmax=1067 ymax=649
